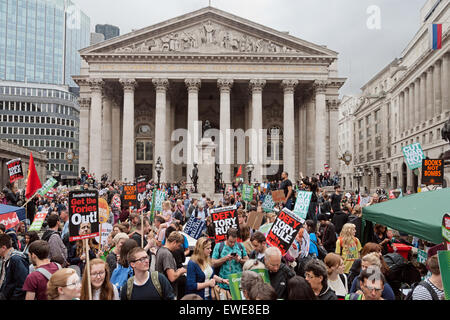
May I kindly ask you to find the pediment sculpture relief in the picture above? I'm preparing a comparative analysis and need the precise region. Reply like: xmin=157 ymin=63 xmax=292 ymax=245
xmin=113 ymin=20 xmax=305 ymax=54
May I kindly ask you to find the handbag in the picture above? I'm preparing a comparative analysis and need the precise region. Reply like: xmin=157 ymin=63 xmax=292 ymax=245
xmin=310 ymin=237 xmax=328 ymax=260
xmin=211 ymin=284 xmax=232 ymax=300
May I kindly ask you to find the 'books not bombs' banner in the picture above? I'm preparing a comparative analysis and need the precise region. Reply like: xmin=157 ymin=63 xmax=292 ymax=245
xmin=69 ymin=190 xmax=99 ymax=242
xmin=6 ymin=159 xmax=23 ymax=183
xmin=122 ymin=183 xmax=138 ymax=209
xmin=422 ymin=159 xmax=444 ymax=186
xmin=266 ymin=207 xmax=303 ymax=256
xmin=211 ymin=205 xmax=239 ymax=243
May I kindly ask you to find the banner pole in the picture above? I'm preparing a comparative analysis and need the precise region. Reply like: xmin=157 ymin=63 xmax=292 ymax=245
xmin=22 ymin=191 xmax=38 ymax=207
xmin=84 ymin=238 xmax=92 ymax=300
xmin=141 ymin=209 xmax=144 ymax=248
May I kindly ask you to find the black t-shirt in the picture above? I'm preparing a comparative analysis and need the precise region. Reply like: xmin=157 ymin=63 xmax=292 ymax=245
xmin=330 ymin=193 xmax=342 ymax=212
xmin=280 ymin=179 xmax=294 ymax=200
xmin=131 ymin=233 xmax=148 ymax=249
xmin=120 ymin=273 xmax=175 ymax=300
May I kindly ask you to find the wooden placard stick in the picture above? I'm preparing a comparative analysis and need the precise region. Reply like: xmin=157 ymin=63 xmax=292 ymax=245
xmin=84 ymin=238 xmax=92 ymax=300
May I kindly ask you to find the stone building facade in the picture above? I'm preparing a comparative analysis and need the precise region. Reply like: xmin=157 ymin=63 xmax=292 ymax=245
xmin=74 ymin=7 xmax=345 ymax=184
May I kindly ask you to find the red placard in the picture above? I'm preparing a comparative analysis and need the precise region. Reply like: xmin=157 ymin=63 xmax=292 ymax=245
xmin=0 ymin=211 xmax=20 ymax=230
xmin=6 ymin=159 xmax=24 ymax=183
xmin=266 ymin=208 xmax=303 ymax=256
xmin=210 ymin=206 xmax=239 ymax=243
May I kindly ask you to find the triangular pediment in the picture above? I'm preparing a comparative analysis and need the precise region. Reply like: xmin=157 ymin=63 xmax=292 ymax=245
xmin=81 ymin=7 xmax=337 ymax=57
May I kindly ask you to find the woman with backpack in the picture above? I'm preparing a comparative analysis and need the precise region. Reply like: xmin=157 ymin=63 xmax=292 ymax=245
xmin=335 ymin=223 xmax=362 ymax=274
xmin=80 ymin=258 xmax=119 ymax=300
xmin=324 ymin=253 xmax=348 ymax=299
xmin=110 ymin=239 xmax=138 ymax=294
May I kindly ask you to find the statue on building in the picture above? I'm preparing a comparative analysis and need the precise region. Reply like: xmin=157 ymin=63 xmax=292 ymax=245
xmin=204 ymin=21 xmax=215 ymax=44
xmin=190 ymin=163 xmax=199 ymax=193
xmin=203 ymin=120 xmax=212 ymax=137
xmin=215 ymin=164 xmax=223 ymax=193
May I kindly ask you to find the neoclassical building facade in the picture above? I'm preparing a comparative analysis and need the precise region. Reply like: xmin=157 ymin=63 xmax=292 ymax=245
xmin=74 ymin=7 xmax=345 ymax=184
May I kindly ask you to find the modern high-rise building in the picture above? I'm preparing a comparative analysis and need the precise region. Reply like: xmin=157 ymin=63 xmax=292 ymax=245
xmin=95 ymin=24 xmax=119 ymax=41
xmin=0 ymin=0 xmax=90 ymax=88
xmin=0 ymin=0 xmax=90 ymax=184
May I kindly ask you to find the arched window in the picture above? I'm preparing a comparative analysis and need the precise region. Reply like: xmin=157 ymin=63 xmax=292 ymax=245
xmin=267 ymin=125 xmax=283 ymax=161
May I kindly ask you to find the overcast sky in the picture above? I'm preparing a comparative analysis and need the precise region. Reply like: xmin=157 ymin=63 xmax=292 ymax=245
xmin=71 ymin=0 xmax=426 ymax=97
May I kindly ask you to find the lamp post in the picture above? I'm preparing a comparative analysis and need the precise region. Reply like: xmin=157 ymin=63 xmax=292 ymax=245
xmin=354 ymin=167 xmax=363 ymax=195
xmin=246 ymin=160 xmax=254 ymax=185
xmin=155 ymin=157 xmax=163 ymax=189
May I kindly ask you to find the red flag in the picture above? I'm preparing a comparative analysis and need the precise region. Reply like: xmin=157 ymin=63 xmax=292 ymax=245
xmin=236 ymin=165 xmax=242 ymax=177
xmin=25 ymin=152 xmax=42 ymax=199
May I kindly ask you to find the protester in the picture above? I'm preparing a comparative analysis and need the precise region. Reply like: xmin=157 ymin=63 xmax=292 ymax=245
xmin=317 ymin=213 xmax=337 ymax=253
xmin=324 ymin=253 xmax=348 ymax=299
xmin=0 ymin=233 xmax=29 ymax=300
xmin=249 ymin=231 xmax=267 ymax=262
xmin=241 ymin=270 xmax=264 ymax=300
xmin=280 ymin=172 xmax=294 ymax=210
xmin=345 ymin=266 xmax=386 ymax=300
xmin=186 ymin=237 xmax=228 ymax=300
xmin=347 ymin=242 xmax=389 ymax=286
xmin=42 ymin=214 xmax=68 ymax=266
xmin=287 ymin=275 xmax=317 ymax=300
xmin=130 ymin=218 xmax=152 ymax=253
xmin=264 ymin=246 xmax=295 ymax=300
xmin=211 ymin=228 xmax=248 ymax=299
xmin=243 ymin=259 xmax=266 ymax=271
xmin=21 ymin=231 xmax=40 ymax=255
xmin=330 ymin=185 xmax=342 ymax=214
xmin=110 ymin=239 xmax=137 ymax=292
xmin=411 ymin=255 xmax=444 ymax=300
xmin=47 ymin=268 xmax=81 ymax=300
xmin=305 ymin=220 xmax=319 ymax=257
xmin=23 ymin=240 xmax=62 ymax=300
xmin=248 ymin=281 xmax=278 ymax=300
xmin=335 ymin=223 xmax=362 ymax=274
xmin=155 ymin=231 xmax=187 ymax=299
xmin=80 ymin=258 xmax=119 ymax=300
xmin=121 ymin=247 xmax=175 ymax=300
xmin=349 ymin=252 xmax=395 ymax=300
xmin=239 ymin=224 xmax=254 ymax=255
xmin=106 ymin=232 xmax=129 ymax=274
xmin=373 ymin=224 xmax=392 ymax=255
xmin=331 ymin=203 xmax=348 ymax=236
xmin=68 ymin=239 xmax=96 ymax=276
xmin=304 ymin=259 xmax=338 ymax=300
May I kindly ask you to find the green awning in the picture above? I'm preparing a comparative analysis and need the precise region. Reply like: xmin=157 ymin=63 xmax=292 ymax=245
xmin=362 ymin=188 xmax=450 ymax=244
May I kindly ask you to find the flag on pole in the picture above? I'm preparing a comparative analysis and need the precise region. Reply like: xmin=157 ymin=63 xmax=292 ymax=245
xmin=430 ymin=24 xmax=442 ymax=50
xmin=236 ymin=165 xmax=242 ymax=177
xmin=25 ymin=152 xmax=42 ymax=199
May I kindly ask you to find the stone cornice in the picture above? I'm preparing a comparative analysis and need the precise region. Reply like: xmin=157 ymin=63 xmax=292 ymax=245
xmin=185 ymin=78 xmax=201 ymax=92
xmin=89 ymin=78 xmax=104 ymax=92
xmin=281 ymin=79 xmax=298 ymax=94
xmin=152 ymin=78 xmax=170 ymax=92
xmin=313 ymin=80 xmax=328 ymax=93
xmin=119 ymin=78 xmax=138 ymax=92
xmin=217 ymin=79 xmax=234 ymax=92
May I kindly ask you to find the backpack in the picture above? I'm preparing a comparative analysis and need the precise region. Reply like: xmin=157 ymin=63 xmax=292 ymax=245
xmin=126 ymin=271 xmax=162 ymax=300
xmin=36 ymin=263 xmax=62 ymax=280
xmin=345 ymin=293 xmax=363 ymax=300
xmin=110 ymin=264 xmax=134 ymax=293
xmin=217 ymin=241 xmax=244 ymax=258
xmin=338 ymin=237 xmax=357 ymax=256
xmin=404 ymin=280 xmax=439 ymax=300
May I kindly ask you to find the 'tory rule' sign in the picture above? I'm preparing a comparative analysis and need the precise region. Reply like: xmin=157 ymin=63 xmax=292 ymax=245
xmin=210 ymin=205 xmax=239 ymax=243
xmin=6 ymin=158 xmax=23 ymax=183
xmin=266 ymin=207 xmax=303 ymax=256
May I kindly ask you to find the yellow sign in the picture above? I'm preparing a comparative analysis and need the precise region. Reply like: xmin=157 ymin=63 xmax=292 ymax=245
xmin=98 ymin=198 xmax=110 ymax=224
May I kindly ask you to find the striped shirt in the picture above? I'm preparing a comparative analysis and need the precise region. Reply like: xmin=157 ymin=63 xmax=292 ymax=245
xmin=411 ymin=279 xmax=444 ymax=300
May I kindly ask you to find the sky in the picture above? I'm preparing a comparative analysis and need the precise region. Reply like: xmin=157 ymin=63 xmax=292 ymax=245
xmin=71 ymin=0 xmax=427 ymax=97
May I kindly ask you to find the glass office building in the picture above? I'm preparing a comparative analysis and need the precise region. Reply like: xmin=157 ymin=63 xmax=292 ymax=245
xmin=0 ymin=0 xmax=90 ymax=87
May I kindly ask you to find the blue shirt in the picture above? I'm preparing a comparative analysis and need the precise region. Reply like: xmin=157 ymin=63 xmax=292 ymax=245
xmin=61 ymin=221 xmax=69 ymax=239
xmin=211 ymin=242 xmax=247 ymax=290
xmin=309 ymin=232 xmax=319 ymax=256
xmin=162 ymin=235 xmax=189 ymax=250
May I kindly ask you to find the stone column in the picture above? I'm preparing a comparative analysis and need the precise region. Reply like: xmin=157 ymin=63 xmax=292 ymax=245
xmin=426 ymin=67 xmax=434 ymax=120
xmin=441 ymin=53 xmax=450 ymax=113
xmin=249 ymin=79 xmax=266 ymax=183
xmin=306 ymin=94 xmax=315 ymax=175
xmin=78 ymin=98 xmax=91 ymax=173
xmin=218 ymin=79 xmax=234 ymax=184
xmin=298 ymin=96 xmax=307 ymax=175
xmin=328 ymin=100 xmax=339 ymax=176
xmin=111 ymin=95 xmax=121 ymax=180
xmin=102 ymin=88 xmax=113 ymax=179
xmin=408 ymin=83 xmax=414 ymax=130
xmin=314 ymin=81 xmax=327 ymax=174
xmin=185 ymin=79 xmax=201 ymax=181
xmin=414 ymin=79 xmax=420 ymax=126
xmin=281 ymin=80 xmax=298 ymax=179
xmin=89 ymin=79 xmax=104 ymax=179
xmin=434 ymin=60 xmax=442 ymax=115
xmin=420 ymin=73 xmax=426 ymax=121
xmin=153 ymin=78 xmax=169 ymax=183
xmin=399 ymin=91 xmax=405 ymax=133
xmin=120 ymin=78 xmax=137 ymax=182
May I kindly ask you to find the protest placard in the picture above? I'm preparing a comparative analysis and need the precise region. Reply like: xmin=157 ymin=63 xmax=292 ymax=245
xmin=443 ymin=213 xmax=450 ymax=251
xmin=402 ymin=142 xmax=425 ymax=170
xmin=262 ymin=194 xmax=275 ymax=213
xmin=98 ymin=198 xmax=110 ymax=224
xmin=29 ymin=211 xmax=48 ymax=232
xmin=417 ymin=249 xmax=428 ymax=264
xmin=136 ymin=176 xmax=147 ymax=207
xmin=266 ymin=207 xmax=303 ymax=256
xmin=37 ymin=177 xmax=58 ymax=196
xmin=242 ymin=184 xmax=253 ymax=202
xmin=422 ymin=159 xmax=444 ymax=186
xmin=211 ymin=205 xmax=239 ymax=243
xmin=69 ymin=190 xmax=99 ymax=242
xmin=0 ymin=211 xmax=20 ymax=230
xmin=228 ymin=269 xmax=270 ymax=300
xmin=247 ymin=209 xmax=264 ymax=230
xmin=154 ymin=190 xmax=165 ymax=211
xmin=95 ymin=223 xmax=113 ymax=248
xmin=122 ymin=183 xmax=138 ymax=209
xmin=6 ymin=158 xmax=23 ymax=183
xmin=271 ymin=190 xmax=286 ymax=203
xmin=183 ymin=216 xmax=206 ymax=240
xmin=293 ymin=191 xmax=312 ymax=220
xmin=437 ymin=250 xmax=450 ymax=300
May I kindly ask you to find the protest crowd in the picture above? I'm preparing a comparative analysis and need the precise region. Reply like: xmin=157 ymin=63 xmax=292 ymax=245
xmin=0 ymin=166 xmax=447 ymax=301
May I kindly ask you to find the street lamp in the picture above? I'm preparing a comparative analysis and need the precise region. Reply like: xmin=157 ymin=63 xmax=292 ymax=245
xmin=155 ymin=157 xmax=163 ymax=189
xmin=246 ymin=160 xmax=254 ymax=184
xmin=354 ymin=167 xmax=363 ymax=195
